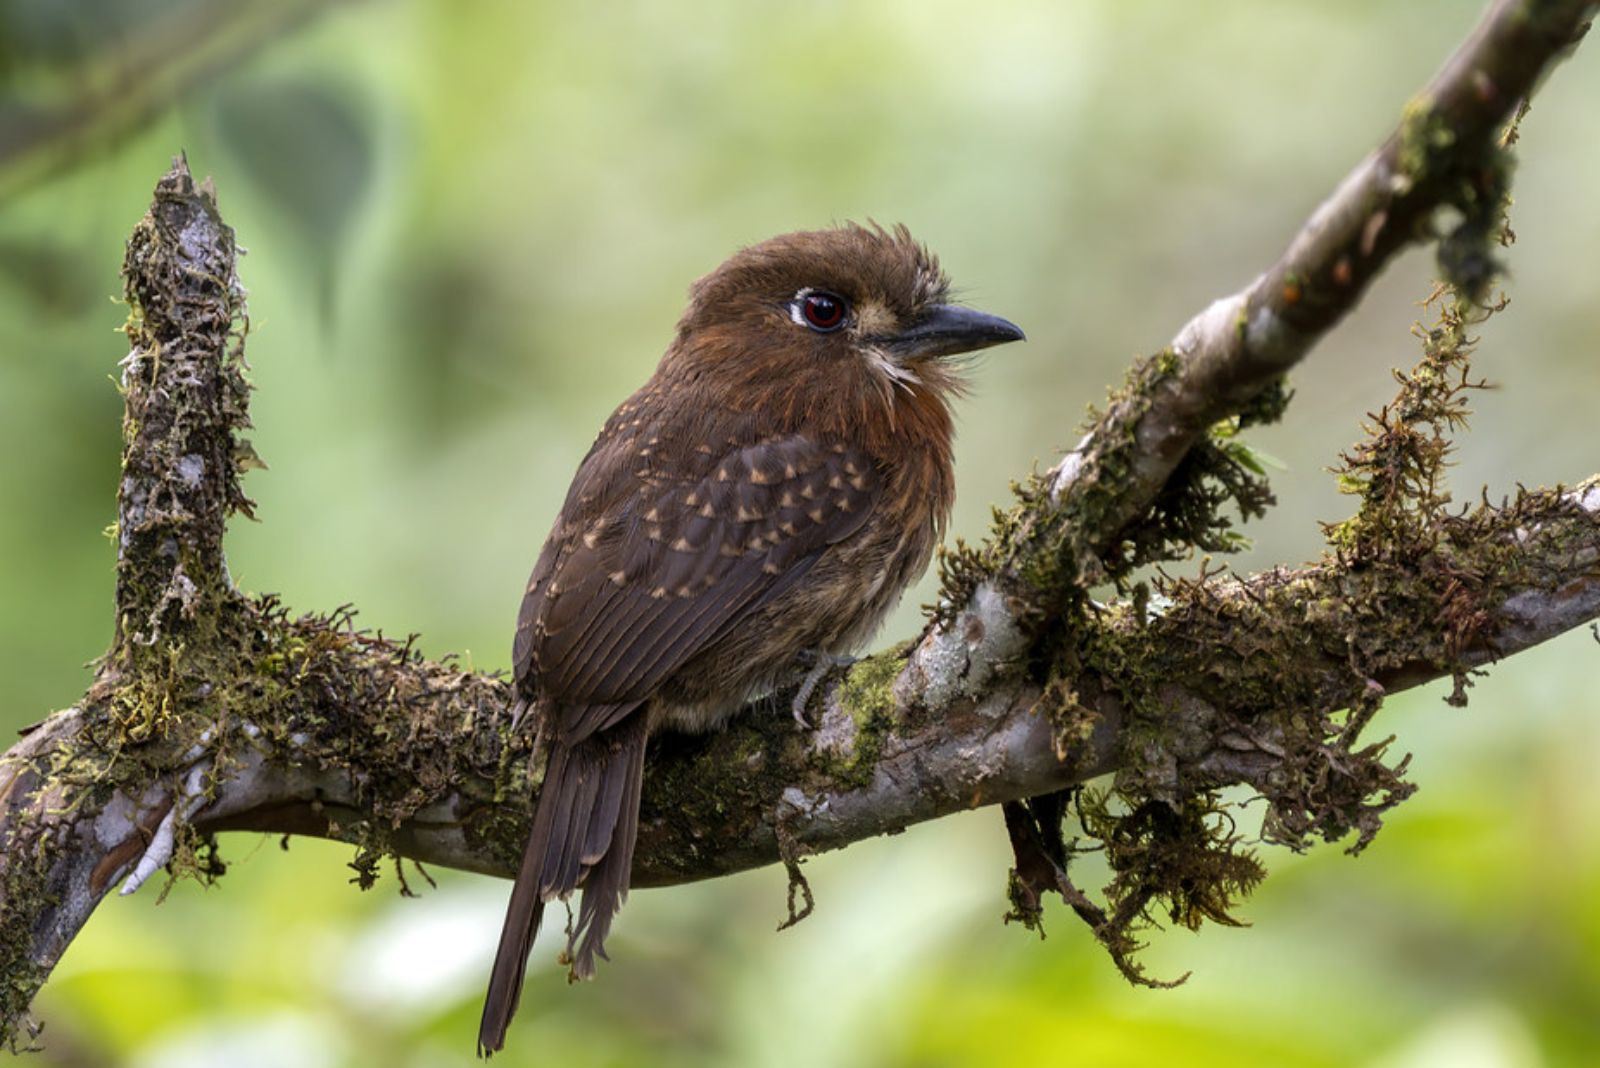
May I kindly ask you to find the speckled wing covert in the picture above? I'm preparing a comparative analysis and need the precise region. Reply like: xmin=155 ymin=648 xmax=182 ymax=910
xmin=513 ymin=429 xmax=880 ymax=739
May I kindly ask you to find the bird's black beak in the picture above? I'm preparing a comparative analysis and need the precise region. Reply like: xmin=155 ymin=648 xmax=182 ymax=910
xmin=881 ymin=304 xmax=1026 ymax=361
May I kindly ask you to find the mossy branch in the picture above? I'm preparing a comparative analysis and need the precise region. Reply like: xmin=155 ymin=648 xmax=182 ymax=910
xmin=1 ymin=0 xmax=1598 ymax=1049
xmin=935 ymin=0 xmax=1594 ymax=619
xmin=3 ymin=466 xmax=1594 ymax=1042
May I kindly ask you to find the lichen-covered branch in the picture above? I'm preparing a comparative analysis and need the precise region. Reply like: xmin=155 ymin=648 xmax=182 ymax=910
xmin=2 ymin=466 xmax=1594 ymax=1040
xmin=112 ymin=160 xmax=254 ymax=661
xmin=979 ymin=0 xmax=1592 ymax=602
xmin=907 ymin=0 xmax=1596 ymax=726
xmin=1 ymin=0 xmax=1598 ymax=1049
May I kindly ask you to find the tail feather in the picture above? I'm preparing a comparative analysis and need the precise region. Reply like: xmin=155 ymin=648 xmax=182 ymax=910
xmin=570 ymin=723 xmax=648 ymax=977
xmin=546 ymin=760 xmax=602 ymax=894
xmin=580 ymin=750 xmax=630 ymax=865
xmin=478 ymin=739 xmax=569 ymax=1057
xmin=477 ymin=714 xmax=649 ymax=1055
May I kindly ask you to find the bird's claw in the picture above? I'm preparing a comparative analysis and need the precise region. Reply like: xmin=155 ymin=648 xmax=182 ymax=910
xmin=790 ymin=652 xmax=855 ymax=729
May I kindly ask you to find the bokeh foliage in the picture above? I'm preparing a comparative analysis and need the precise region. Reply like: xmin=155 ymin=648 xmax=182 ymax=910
xmin=1 ymin=1 xmax=1598 ymax=1065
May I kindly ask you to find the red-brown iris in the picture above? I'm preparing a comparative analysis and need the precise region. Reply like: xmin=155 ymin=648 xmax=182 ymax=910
xmin=800 ymin=290 xmax=847 ymax=332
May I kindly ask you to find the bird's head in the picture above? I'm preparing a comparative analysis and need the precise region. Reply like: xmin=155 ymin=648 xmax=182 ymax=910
xmin=664 ymin=224 xmax=1023 ymax=441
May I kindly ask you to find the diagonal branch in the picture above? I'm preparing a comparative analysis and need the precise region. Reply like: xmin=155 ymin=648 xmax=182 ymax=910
xmin=903 ymin=0 xmax=1596 ymax=716
xmin=1046 ymin=0 xmax=1594 ymax=570
xmin=1055 ymin=0 xmax=1592 ymax=527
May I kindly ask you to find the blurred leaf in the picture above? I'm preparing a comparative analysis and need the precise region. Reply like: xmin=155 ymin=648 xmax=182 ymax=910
xmin=208 ymin=76 xmax=372 ymax=320
xmin=0 ymin=237 xmax=97 ymax=317
xmin=0 ymin=0 xmax=157 ymax=72
xmin=383 ymin=254 xmax=532 ymax=438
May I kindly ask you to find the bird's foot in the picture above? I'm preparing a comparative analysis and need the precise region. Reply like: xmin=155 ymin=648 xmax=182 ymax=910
xmin=790 ymin=651 xmax=856 ymax=729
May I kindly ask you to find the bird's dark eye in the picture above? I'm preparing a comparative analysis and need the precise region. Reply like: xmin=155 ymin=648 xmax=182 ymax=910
xmin=798 ymin=290 xmax=848 ymax=332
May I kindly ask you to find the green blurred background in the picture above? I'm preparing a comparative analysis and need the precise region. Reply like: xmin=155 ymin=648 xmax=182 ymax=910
xmin=2 ymin=1 xmax=1599 ymax=1065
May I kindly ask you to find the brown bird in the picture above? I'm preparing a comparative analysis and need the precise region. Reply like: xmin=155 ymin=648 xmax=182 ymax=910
xmin=478 ymin=223 xmax=1023 ymax=1053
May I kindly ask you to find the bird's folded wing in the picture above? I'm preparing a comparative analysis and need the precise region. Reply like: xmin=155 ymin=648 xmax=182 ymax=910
xmin=518 ymin=434 xmax=879 ymax=735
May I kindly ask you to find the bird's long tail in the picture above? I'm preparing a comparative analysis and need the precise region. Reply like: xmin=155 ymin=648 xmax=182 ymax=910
xmin=478 ymin=714 xmax=649 ymax=1055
